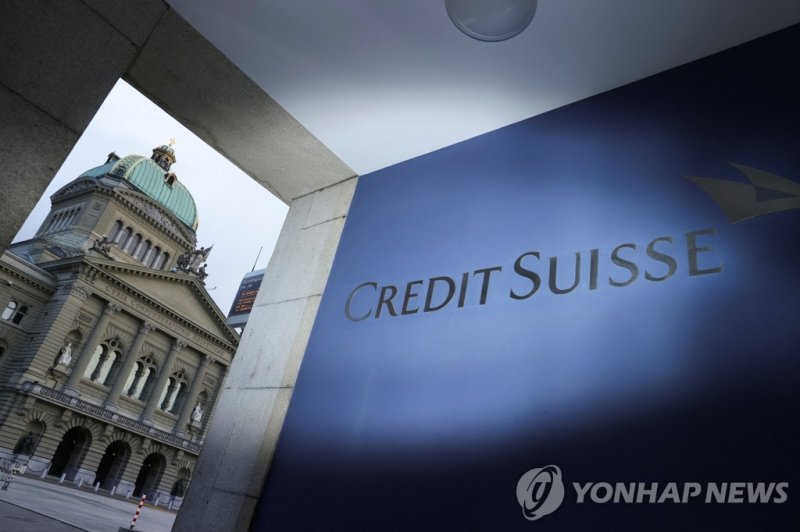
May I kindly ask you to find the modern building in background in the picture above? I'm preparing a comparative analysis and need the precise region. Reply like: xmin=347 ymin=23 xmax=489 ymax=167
xmin=0 ymin=144 xmax=238 ymax=502
xmin=226 ymin=269 xmax=265 ymax=329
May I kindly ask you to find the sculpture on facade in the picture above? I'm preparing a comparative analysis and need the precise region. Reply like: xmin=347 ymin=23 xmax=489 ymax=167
xmin=57 ymin=342 xmax=72 ymax=366
xmin=191 ymin=402 xmax=204 ymax=423
xmin=197 ymin=264 xmax=208 ymax=283
xmin=91 ymin=235 xmax=115 ymax=258
xmin=174 ymin=245 xmax=213 ymax=281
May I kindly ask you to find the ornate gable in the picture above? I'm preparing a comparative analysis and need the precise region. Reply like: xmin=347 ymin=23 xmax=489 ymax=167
xmin=91 ymin=260 xmax=239 ymax=350
xmin=50 ymin=178 xmax=98 ymax=201
xmin=114 ymin=190 xmax=195 ymax=245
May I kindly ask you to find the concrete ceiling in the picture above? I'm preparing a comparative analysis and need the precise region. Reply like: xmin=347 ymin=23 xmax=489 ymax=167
xmin=168 ymin=0 xmax=800 ymax=177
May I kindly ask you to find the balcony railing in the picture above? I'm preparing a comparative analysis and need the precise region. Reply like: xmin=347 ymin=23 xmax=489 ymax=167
xmin=25 ymin=382 xmax=201 ymax=454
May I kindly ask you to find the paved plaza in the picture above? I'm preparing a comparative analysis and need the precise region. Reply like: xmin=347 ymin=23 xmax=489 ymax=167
xmin=0 ymin=475 xmax=176 ymax=532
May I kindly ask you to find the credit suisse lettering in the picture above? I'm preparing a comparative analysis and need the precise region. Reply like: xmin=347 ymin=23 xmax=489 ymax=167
xmin=344 ymin=228 xmax=722 ymax=321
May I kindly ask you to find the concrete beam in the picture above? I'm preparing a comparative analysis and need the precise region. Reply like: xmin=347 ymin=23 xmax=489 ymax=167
xmin=173 ymin=177 xmax=358 ymax=532
xmin=0 ymin=0 xmax=166 ymax=255
xmin=125 ymin=10 xmax=356 ymax=204
xmin=0 ymin=87 xmax=80 ymax=257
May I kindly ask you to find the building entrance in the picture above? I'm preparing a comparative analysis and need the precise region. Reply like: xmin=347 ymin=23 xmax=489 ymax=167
xmin=133 ymin=452 xmax=166 ymax=499
xmin=49 ymin=427 xmax=91 ymax=481
xmin=94 ymin=440 xmax=131 ymax=490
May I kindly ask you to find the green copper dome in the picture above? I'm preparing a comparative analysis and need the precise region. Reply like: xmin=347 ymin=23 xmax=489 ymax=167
xmin=105 ymin=153 xmax=198 ymax=230
xmin=76 ymin=146 xmax=198 ymax=230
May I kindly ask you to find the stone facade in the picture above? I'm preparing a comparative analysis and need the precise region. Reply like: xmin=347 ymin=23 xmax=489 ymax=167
xmin=0 ymin=146 xmax=238 ymax=505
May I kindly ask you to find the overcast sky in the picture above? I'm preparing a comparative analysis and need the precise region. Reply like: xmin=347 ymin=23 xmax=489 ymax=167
xmin=15 ymin=80 xmax=289 ymax=315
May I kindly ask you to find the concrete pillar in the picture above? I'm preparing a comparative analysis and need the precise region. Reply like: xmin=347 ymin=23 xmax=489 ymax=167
xmin=105 ymin=322 xmax=153 ymax=410
xmin=141 ymin=339 xmax=185 ymax=424
xmin=175 ymin=356 xmax=210 ymax=436
xmin=64 ymin=302 xmax=120 ymax=395
xmin=174 ymin=177 xmax=357 ymax=531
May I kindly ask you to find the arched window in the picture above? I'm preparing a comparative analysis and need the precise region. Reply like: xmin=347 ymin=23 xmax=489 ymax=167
xmin=96 ymin=349 xmax=120 ymax=385
xmin=171 ymin=467 xmax=191 ymax=498
xmin=53 ymin=211 xmax=66 ymax=231
xmin=85 ymin=339 xmax=123 ymax=385
xmin=148 ymin=247 xmax=162 ymax=268
xmin=47 ymin=214 xmax=58 ymax=232
xmin=1 ymin=300 xmax=27 ymax=325
xmin=160 ymin=252 xmax=170 ymax=271
xmin=1 ymin=300 xmax=17 ymax=321
xmin=137 ymin=240 xmax=152 ymax=262
xmin=160 ymin=371 xmax=188 ymax=413
xmin=109 ymin=220 xmax=123 ymax=242
xmin=68 ymin=207 xmax=81 ymax=227
xmin=120 ymin=227 xmax=133 ymax=250
xmin=126 ymin=355 xmax=157 ymax=400
xmin=128 ymin=234 xmax=143 ymax=256
xmin=170 ymin=382 xmax=187 ymax=413
xmin=123 ymin=361 xmax=141 ymax=397
xmin=11 ymin=305 xmax=28 ymax=325
xmin=43 ymin=215 xmax=56 ymax=233
xmin=84 ymin=345 xmax=105 ymax=380
xmin=159 ymin=377 xmax=176 ymax=410
xmin=13 ymin=420 xmax=45 ymax=456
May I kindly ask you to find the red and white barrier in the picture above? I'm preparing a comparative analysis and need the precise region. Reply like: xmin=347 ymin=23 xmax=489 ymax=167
xmin=129 ymin=494 xmax=146 ymax=529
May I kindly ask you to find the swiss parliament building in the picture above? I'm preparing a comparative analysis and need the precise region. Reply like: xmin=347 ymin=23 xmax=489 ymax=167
xmin=0 ymin=143 xmax=238 ymax=503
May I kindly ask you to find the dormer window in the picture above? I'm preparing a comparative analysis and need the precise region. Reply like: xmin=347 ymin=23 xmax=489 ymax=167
xmin=165 ymin=173 xmax=177 ymax=186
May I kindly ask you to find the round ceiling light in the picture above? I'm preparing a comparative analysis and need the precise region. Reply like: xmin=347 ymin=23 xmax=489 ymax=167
xmin=445 ymin=0 xmax=537 ymax=42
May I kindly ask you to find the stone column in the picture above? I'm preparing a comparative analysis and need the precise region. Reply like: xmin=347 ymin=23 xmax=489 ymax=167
xmin=175 ymin=356 xmax=210 ymax=436
xmin=63 ymin=302 xmax=119 ymax=396
xmin=141 ymin=339 xmax=185 ymax=425
xmin=104 ymin=321 xmax=152 ymax=411
xmin=175 ymin=177 xmax=357 ymax=531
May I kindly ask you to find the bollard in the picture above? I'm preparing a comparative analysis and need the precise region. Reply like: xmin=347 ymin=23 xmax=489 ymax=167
xmin=77 ymin=478 xmax=84 ymax=488
xmin=1 ymin=463 xmax=18 ymax=490
xmin=126 ymin=488 xmax=132 ymax=499
xmin=40 ymin=466 xmax=49 ymax=479
xmin=94 ymin=481 xmax=100 ymax=492
xmin=129 ymin=494 xmax=146 ymax=529
xmin=110 ymin=485 xmax=117 ymax=496
xmin=59 ymin=473 xmax=66 ymax=483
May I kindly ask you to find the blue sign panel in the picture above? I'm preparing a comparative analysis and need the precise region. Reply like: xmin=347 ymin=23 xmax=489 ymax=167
xmin=255 ymin=25 xmax=800 ymax=530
